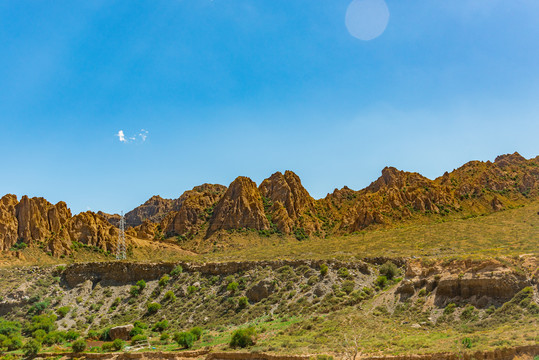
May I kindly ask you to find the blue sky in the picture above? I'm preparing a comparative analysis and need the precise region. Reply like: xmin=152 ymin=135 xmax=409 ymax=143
xmin=1 ymin=0 xmax=539 ymax=214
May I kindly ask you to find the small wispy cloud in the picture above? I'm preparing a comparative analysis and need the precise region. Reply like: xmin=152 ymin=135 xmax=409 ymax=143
xmin=139 ymin=129 xmax=148 ymax=142
xmin=116 ymin=129 xmax=149 ymax=143
xmin=116 ymin=130 xmax=127 ymax=143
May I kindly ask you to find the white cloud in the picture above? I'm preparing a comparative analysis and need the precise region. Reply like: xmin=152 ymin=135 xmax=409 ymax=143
xmin=139 ymin=129 xmax=148 ymax=142
xmin=116 ymin=130 xmax=127 ymax=143
xmin=116 ymin=129 xmax=149 ymax=143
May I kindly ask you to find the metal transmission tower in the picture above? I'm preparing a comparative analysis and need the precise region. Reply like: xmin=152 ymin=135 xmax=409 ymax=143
xmin=116 ymin=211 xmax=126 ymax=260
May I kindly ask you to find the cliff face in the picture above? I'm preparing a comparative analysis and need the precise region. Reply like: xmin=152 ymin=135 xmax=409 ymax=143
xmin=165 ymin=184 xmax=226 ymax=237
xmin=259 ymin=171 xmax=320 ymax=234
xmin=0 ymin=195 xmax=118 ymax=256
xmin=208 ymin=177 xmax=270 ymax=234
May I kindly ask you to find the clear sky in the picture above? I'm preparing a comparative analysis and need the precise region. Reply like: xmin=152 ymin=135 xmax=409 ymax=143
xmin=1 ymin=0 xmax=539 ymax=214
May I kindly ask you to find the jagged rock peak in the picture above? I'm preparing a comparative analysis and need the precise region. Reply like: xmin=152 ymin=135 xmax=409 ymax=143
xmin=124 ymin=194 xmax=182 ymax=228
xmin=208 ymin=176 xmax=269 ymax=234
xmin=494 ymin=152 xmax=527 ymax=167
xmin=259 ymin=170 xmax=314 ymax=218
xmin=367 ymin=167 xmax=430 ymax=193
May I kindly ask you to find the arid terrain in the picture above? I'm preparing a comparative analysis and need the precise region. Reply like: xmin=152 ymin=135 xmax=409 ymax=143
xmin=0 ymin=153 xmax=538 ymax=359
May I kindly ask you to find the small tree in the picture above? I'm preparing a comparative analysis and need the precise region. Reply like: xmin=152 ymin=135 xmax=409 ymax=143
xmin=136 ymin=280 xmax=147 ymax=290
xmin=229 ymin=327 xmax=257 ymax=348
xmin=227 ymin=282 xmax=239 ymax=294
xmin=159 ymin=275 xmax=170 ymax=287
xmin=23 ymin=339 xmax=41 ymax=357
xmin=379 ymin=261 xmax=398 ymax=280
xmin=190 ymin=327 xmax=202 ymax=340
xmin=72 ymin=339 xmax=87 ymax=353
xmin=320 ymin=264 xmax=329 ymax=276
xmin=147 ymin=302 xmax=161 ymax=315
xmin=112 ymin=338 xmax=125 ymax=351
xmin=174 ymin=331 xmax=195 ymax=348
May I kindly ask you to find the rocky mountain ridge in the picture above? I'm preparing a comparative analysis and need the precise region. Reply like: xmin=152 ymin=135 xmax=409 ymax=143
xmin=2 ymin=152 xmax=539 ymax=256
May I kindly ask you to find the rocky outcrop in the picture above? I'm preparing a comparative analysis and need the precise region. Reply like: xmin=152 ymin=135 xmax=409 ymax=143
xmin=398 ymin=259 xmax=533 ymax=308
xmin=208 ymin=177 xmax=270 ymax=234
xmin=124 ymin=195 xmax=182 ymax=228
xmin=109 ymin=325 xmax=134 ymax=340
xmin=164 ymin=184 xmax=226 ymax=237
xmin=97 ymin=211 xmax=121 ymax=228
xmin=0 ymin=194 xmax=19 ymax=250
xmin=245 ymin=279 xmax=275 ymax=302
xmin=68 ymin=212 xmax=119 ymax=253
xmin=259 ymin=171 xmax=320 ymax=234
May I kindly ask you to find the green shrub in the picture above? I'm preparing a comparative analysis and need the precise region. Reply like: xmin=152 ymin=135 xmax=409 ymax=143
xmin=72 ymin=339 xmax=87 ymax=353
xmin=130 ymin=285 xmax=140 ymax=297
xmin=187 ymin=285 xmax=198 ymax=294
xmin=164 ymin=291 xmax=176 ymax=302
xmin=316 ymin=356 xmax=334 ymax=360
xmin=160 ymin=332 xmax=170 ymax=343
xmin=42 ymin=331 xmax=66 ymax=345
xmin=26 ymin=314 xmax=57 ymax=333
xmin=56 ymin=306 xmax=70 ymax=318
xmin=190 ymin=327 xmax=203 ymax=340
xmin=337 ymin=268 xmax=349 ymax=278
xmin=131 ymin=334 xmax=147 ymax=343
xmin=32 ymin=329 xmax=46 ymax=341
xmin=341 ymin=280 xmax=355 ymax=294
xmin=227 ymin=282 xmax=239 ymax=294
xmin=461 ymin=337 xmax=473 ymax=349
xmin=152 ymin=320 xmax=169 ymax=332
xmin=112 ymin=339 xmax=125 ymax=351
xmin=460 ymin=305 xmax=477 ymax=321
xmin=320 ymin=264 xmax=328 ymax=276
xmin=418 ymin=289 xmax=427 ymax=297
xmin=238 ymin=296 xmax=249 ymax=309
xmin=159 ymin=275 xmax=170 ymax=287
xmin=100 ymin=328 xmax=112 ymax=341
xmin=170 ymin=265 xmax=183 ymax=276
xmin=444 ymin=303 xmax=456 ymax=315
xmin=375 ymin=275 xmax=388 ymax=288
xmin=86 ymin=330 xmax=100 ymax=340
xmin=174 ymin=331 xmax=195 ymax=348
xmin=101 ymin=342 xmax=114 ymax=352
xmin=230 ymin=327 xmax=257 ymax=348
xmin=146 ymin=302 xmax=161 ymax=314
xmin=133 ymin=321 xmax=148 ymax=329
xmin=23 ymin=339 xmax=41 ymax=356
xmin=379 ymin=261 xmax=399 ymax=280
xmin=28 ymin=300 xmax=50 ymax=315
xmin=65 ymin=330 xmax=80 ymax=341
xmin=129 ymin=326 xmax=144 ymax=337
xmin=0 ymin=318 xmax=21 ymax=336
xmin=136 ymin=280 xmax=146 ymax=290
xmin=4 ymin=336 xmax=23 ymax=351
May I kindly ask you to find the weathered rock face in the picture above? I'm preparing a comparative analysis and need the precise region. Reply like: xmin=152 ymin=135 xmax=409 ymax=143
xmin=0 ymin=194 xmax=19 ymax=251
xmin=398 ymin=259 xmax=532 ymax=308
xmin=97 ymin=211 xmax=121 ymax=228
xmin=15 ymin=196 xmax=72 ymax=243
xmin=68 ymin=211 xmax=119 ymax=253
xmin=208 ymin=177 xmax=270 ymax=234
xmin=164 ymin=184 xmax=226 ymax=237
xmin=126 ymin=220 xmax=157 ymax=240
xmin=124 ymin=195 xmax=182 ymax=228
xmin=109 ymin=325 xmax=134 ymax=341
xmin=259 ymin=171 xmax=320 ymax=234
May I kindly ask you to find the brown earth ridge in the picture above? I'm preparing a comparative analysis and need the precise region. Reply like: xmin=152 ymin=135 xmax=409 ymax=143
xmin=2 ymin=152 xmax=539 ymax=256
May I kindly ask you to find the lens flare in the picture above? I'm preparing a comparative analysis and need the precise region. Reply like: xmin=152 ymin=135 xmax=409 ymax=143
xmin=345 ymin=0 xmax=390 ymax=41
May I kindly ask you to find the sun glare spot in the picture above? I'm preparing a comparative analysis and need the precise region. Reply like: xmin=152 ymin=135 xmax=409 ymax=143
xmin=345 ymin=0 xmax=390 ymax=41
